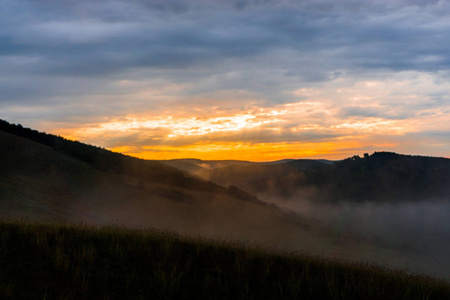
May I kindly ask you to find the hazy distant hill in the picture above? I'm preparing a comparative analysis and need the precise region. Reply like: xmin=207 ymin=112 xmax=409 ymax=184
xmin=160 ymin=158 xmax=260 ymax=175
xmin=159 ymin=158 xmax=329 ymax=195
xmin=164 ymin=153 xmax=450 ymax=204
xmin=245 ymin=152 xmax=450 ymax=203
xmin=299 ymin=152 xmax=450 ymax=202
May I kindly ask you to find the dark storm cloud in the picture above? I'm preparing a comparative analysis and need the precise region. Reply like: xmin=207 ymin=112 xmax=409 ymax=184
xmin=2 ymin=0 xmax=449 ymax=79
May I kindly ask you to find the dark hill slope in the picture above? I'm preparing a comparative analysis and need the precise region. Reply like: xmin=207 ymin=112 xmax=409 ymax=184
xmin=0 ymin=120 xmax=235 ymax=197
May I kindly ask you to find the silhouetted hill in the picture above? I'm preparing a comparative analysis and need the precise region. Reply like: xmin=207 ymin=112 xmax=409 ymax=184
xmin=0 ymin=119 xmax=261 ymax=202
xmin=254 ymin=152 xmax=450 ymax=203
xmin=171 ymin=151 xmax=450 ymax=203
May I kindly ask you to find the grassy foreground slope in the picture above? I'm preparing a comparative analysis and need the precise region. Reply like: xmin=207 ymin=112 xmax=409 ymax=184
xmin=1 ymin=220 xmax=449 ymax=300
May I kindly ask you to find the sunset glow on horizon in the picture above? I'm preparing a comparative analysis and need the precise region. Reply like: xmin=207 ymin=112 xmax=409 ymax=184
xmin=52 ymin=85 xmax=448 ymax=161
xmin=1 ymin=1 xmax=449 ymax=161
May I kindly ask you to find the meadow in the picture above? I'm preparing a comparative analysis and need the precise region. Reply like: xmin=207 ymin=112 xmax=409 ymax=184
xmin=1 ymin=220 xmax=449 ymax=299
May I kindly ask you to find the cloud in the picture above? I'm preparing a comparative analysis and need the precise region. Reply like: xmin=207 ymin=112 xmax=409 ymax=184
xmin=3 ymin=1 xmax=450 ymax=78
xmin=1 ymin=0 xmax=450 ymax=158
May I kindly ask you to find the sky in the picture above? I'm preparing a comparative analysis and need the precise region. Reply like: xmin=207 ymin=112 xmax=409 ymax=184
xmin=1 ymin=0 xmax=450 ymax=161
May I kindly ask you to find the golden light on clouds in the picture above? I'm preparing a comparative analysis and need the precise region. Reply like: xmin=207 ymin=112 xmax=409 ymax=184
xmin=58 ymin=110 xmax=285 ymax=141
xmin=49 ymin=71 xmax=450 ymax=161
xmin=112 ymin=140 xmax=366 ymax=161
xmin=333 ymin=119 xmax=405 ymax=134
xmin=54 ymin=100 xmax=421 ymax=161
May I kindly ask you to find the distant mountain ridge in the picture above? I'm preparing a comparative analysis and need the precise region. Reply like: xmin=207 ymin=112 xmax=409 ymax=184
xmin=160 ymin=150 xmax=450 ymax=204
xmin=298 ymin=152 xmax=450 ymax=202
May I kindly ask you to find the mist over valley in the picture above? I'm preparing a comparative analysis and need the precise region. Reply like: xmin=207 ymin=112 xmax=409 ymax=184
xmin=159 ymin=150 xmax=450 ymax=279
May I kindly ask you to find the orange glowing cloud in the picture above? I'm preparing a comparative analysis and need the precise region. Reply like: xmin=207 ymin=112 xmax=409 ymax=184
xmin=53 ymin=104 xmax=416 ymax=161
xmin=49 ymin=71 xmax=450 ymax=161
xmin=112 ymin=140 xmax=367 ymax=162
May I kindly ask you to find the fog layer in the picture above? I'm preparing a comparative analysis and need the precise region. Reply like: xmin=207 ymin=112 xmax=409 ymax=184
xmin=274 ymin=198 xmax=450 ymax=279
